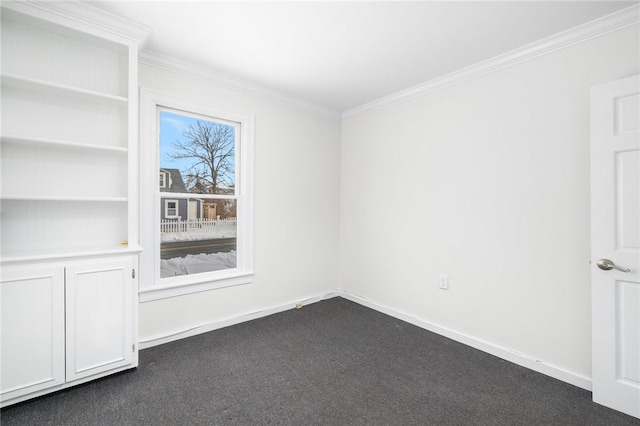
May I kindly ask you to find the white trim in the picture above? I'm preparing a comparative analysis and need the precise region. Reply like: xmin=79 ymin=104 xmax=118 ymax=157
xmin=338 ymin=291 xmax=593 ymax=391
xmin=343 ymin=4 xmax=640 ymax=119
xmin=139 ymin=88 xmax=254 ymax=295
xmin=155 ymin=193 xmax=231 ymax=201
xmin=139 ymin=271 xmax=255 ymax=303
xmin=2 ymin=0 xmax=150 ymax=48
xmin=0 ymin=245 xmax=143 ymax=265
xmin=159 ymin=168 xmax=173 ymax=189
xmin=138 ymin=292 xmax=340 ymax=348
xmin=140 ymin=50 xmax=342 ymax=121
xmin=163 ymin=199 xmax=179 ymax=219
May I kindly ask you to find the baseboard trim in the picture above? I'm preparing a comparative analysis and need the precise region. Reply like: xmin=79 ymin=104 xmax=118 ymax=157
xmin=138 ymin=290 xmax=591 ymax=391
xmin=338 ymin=290 xmax=592 ymax=391
xmin=138 ymin=291 xmax=340 ymax=349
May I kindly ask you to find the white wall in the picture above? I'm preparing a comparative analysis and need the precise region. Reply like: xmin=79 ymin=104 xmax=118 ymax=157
xmin=340 ymin=26 xmax=639 ymax=380
xmin=138 ymin=24 xmax=638 ymax=384
xmin=138 ymin=64 xmax=342 ymax=343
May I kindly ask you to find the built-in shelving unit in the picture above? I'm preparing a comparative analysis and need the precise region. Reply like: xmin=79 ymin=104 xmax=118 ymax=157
xmin=1 ymin=1 xmax=148 ymax=407
xmin=0 ymin=2 xmax=145 ymax=262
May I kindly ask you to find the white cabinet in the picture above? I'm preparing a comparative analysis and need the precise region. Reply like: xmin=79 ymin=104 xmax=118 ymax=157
xmin=0 ymin=265 xmax=66 ymax=401
xmin=0 ymin=2 xmax=147 ymax=407
xmin=0 ymin=257 xmax=138 ymax=406
xmin=66 ymin=258 xmax=135 ymax=381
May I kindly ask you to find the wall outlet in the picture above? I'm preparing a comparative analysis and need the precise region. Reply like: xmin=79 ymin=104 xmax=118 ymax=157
xmin=439 ymin=274 xmax=449 ymax=290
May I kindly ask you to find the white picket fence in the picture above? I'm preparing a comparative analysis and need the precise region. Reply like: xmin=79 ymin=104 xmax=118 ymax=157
xmin=160 ymin=218 xmax=237 ymax=241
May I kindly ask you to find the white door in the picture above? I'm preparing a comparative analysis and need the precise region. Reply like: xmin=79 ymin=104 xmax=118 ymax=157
xmin=65 ymin=257 xmax=135 ymax=382
xmin=0 ymin=264 xmax=65 ymax=402
xmin=188 ymin=200 xmax=198 ymax=226
xmin=591 ymin=74 xmax=640 ymax=419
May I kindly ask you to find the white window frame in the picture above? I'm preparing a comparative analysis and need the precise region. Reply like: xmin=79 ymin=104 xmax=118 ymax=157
xmin=139 ymin=88 xmax=254 ymax=302
xmin=159 ymin=171 xmax=167 ymax=188
xmin=164 ymin=199 xmax=179 ymax=218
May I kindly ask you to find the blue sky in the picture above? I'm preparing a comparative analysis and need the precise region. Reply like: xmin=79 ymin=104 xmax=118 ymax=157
xmin=159 ymin=110 xmax=236 ymax=188
xmin=159 ymin=109 xmax=200 ymax=172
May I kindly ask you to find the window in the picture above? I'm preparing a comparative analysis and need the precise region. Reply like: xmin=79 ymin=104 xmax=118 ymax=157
xmin=164 ymin=200 xmax=178 ymax=218
xmin=139 ymin=89 xmax=254 ymax=301
xmin=158 ymin=109 xmax=239 ymax=279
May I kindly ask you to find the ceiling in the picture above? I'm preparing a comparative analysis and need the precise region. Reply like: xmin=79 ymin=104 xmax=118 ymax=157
xmin=92 ymin=1 xmax=637 ymax=114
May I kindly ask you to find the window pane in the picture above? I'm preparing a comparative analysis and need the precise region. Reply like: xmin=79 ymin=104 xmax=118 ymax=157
xmin=160 ymin=199 xmax=237 ymax=278
xmin=159 ymin=108 xmax=239 ymax=280
xmin=159 ymin=110 xmax=235 ymax=195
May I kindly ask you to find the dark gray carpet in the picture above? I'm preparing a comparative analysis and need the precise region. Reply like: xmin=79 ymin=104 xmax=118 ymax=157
xmin=2 ymin=297 xmax=638 ymax=425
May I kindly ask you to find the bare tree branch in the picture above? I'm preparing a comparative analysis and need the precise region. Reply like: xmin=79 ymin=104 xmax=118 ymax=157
xmin=168 ymin=120 xmax=235 ymax=194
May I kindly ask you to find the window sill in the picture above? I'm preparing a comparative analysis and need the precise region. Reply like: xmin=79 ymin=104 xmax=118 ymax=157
xmin=139 ymin=271 xmax=254 ymax=302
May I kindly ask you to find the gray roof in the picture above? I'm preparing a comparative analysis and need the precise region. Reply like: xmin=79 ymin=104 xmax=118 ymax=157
xmin=160 ymin=168 xmax=187 ymax=193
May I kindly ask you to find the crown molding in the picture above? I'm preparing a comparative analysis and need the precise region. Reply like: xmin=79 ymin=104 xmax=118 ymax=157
xmin=140 ymin=50 xmax=342 ymax=121
xmin=343 ymin=4 xmax=640 ymax=120
xmin=1 ymin=0 xmax=151 ymax=48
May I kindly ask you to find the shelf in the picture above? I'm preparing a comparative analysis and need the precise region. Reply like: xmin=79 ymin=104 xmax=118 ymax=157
xmin=1 ymin=74 xmax=128 ymax=106
xmin=1 ymin=135 xmax=127 ymax=153
xmin=0 ymin=196 xmax=127 ymax=202
xmin=0 ymin=244 xmax=143 ymax=264
xmin=0 ymin=4 xmax=140 ymax=273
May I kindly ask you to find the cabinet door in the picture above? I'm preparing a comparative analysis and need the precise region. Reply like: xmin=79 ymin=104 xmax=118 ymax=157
xmin=1 ymin=265 xmax=65 ymax=401
xmin=65 ymin=257 xmax=135 ymax=381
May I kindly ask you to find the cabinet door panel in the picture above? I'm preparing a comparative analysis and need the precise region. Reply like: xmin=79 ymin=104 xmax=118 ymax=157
xmin=65 ymin=258 xmax=134 ymax=381
xmin=1 ymin=265 xmax=65 ymax=400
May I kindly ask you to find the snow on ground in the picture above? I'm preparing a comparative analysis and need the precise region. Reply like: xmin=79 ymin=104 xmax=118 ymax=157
xmin=161 ymin=232 xmax=236 ymax=242
xmin=161 ymin=251 xmax=237 ymax=278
